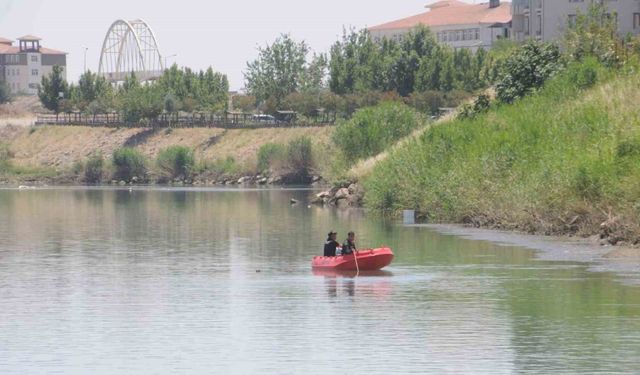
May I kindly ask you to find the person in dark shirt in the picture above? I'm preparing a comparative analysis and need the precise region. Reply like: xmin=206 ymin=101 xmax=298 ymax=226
xmin=342 ymin=231 xmax=357 ymax=255
xmin=323 ymin=231 xmax=341 ymax=257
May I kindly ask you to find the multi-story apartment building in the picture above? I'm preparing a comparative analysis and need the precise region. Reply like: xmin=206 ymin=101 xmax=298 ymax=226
xmin=368 ymin=0 xmax=512 ymax=51
xmin=512 ymin=0 xmax=640 ymax=42
xmin=0 ymin=35 xmax=67 ymax=95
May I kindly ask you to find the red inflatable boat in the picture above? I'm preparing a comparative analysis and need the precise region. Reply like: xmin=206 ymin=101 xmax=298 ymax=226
xmin=312 ymin=247 xmax=394 ymax=271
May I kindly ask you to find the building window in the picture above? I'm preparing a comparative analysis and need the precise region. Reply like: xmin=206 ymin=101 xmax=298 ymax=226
xmin=537 ymin=15 xmax=542 ymax=36
xmin=31 ymin=69 xmax=39 ymax=76
xmin=6 ymin=54 xmax=18 ymax=64
xmin=568 ymin=14 xmax=577 ymax=27
xmin=634 ymin=13 xmax=640 ymax=29
xmin=31 ymin=55 xmax=38 ymax=62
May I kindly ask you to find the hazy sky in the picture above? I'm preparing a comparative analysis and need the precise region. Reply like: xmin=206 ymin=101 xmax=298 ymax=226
xmin=0 ymin=0 xmax=477 ymax=89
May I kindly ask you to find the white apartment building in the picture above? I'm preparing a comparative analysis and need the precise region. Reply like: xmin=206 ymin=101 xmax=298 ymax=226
xmin=0 ymin=35 xmax=67 ymax=95
xmin=368 ymin=0 xmax=512 ymax=51
xmin=512 ymin=0 xmax=640 ymax=42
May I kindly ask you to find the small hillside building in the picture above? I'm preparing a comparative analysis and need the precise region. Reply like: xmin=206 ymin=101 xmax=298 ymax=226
xmin=0 ymin=35 xmax=67 ymax=95
xmin=368 ymin=0 xmax=512 ymax=51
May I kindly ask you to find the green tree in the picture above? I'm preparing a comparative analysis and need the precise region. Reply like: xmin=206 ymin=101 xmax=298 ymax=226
xmin=329 ymin=28 xmax=378 ymax=95
xmin=244 ymin=34 xmax=309 ymax=104
xmin=564 ymin=3 xmax=621 ymax=66
xmin=157 ymin=65 xmax=228 ymax=112
xmin=393 ymin=27 xmax=440 ymax=96
xmin=495 ymin=41 xmax=562 ymax=104
xmin=439 ymin=55 xmax=455 ymax=92
xmin=120 ymin=72 xmax=140 ymax=94
xmin=232 ymin=94 xmax=257 ymax=113
xmin=75 ymin=70 xmax=112 ymax=112
xmin=199 ymin=67 xmax=229 ymax=111
xmin=164 ymin=93 xmax=179 ymax=114
xmin=299 ymin=53 xmax=328 ymax=93
xmin=38 ymin=65 xmax=70 ymax=114
xmin=328 ymin=26 xmax=488 ymax=96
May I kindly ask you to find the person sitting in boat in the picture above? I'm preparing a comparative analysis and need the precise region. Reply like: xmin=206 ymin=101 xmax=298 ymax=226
xmin=324 ymin=231 xmax=341 ymax=257
xmin=342 ymin=232 xmax=357 ymax=255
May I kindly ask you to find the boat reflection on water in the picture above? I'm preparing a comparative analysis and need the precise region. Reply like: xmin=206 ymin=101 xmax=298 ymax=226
xmin=312 ymin=269 xmax=394 ymax=278
xmin=315 ymin=269 xmax=394 ymax=298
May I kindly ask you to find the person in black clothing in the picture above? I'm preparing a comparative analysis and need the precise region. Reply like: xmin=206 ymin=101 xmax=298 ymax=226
xmin=342 ymin=231 xmax=357 ymax=255
xmin=323 ymin=231 xmax=341 ymax=257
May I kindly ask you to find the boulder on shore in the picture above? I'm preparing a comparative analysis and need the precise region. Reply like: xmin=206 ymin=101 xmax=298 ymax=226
xmin=311 ymin=183 xmax=364 ymax=207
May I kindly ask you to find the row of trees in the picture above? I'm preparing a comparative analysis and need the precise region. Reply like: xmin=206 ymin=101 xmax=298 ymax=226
xmin=38 ymin=65 xmax=229 ymax=121
xmin=329 ymin=27 xmax=492 ymax=96
xmin=242 ymin=2 xmax=631 ymax=117
xmin=242 ymin=27 xmax=503 ymax=115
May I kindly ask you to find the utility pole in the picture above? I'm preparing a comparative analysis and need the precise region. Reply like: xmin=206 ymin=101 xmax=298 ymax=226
xmin=83 ymin=46 xmax=88 ymax=73
xmin=164 ymin=54 xmax=177 ymax=70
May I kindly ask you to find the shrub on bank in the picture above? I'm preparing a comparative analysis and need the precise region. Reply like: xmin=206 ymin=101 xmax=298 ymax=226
xmin=257 ymin=143 xmax=286 ymax=172
xmin=112 ymin=148 xmax=146 ymax=182
xmin=0 ymin=81 xmax=12 ymax=105
xmin=0 ymin=143 xmax=13 ymax=172
xmin=156 ymin=146 xmax=195 ymax=182
xmin=84 ymin=153 xmax=104 ymax=184
xmin=495 ymin=41 xmax=562 ymax=104
xmin=255 ymin=138 xmax=315 ymax=180
xmin=286 ymin=136 xmax=314 ymax=179
xmin=198 ymin=156 xmax=241 ymax=179
xmin=332 ymin=101 xmax=423 ymax=163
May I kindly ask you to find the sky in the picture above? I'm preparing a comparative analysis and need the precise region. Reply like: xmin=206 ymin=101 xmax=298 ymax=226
xmin=0 ymin=0 xmax=477 ymax=90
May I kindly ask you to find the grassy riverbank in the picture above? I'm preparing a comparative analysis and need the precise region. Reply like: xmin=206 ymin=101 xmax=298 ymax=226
xmin=363 ymin=61 xmax=640 ymax=244
xmin=0 ymin=125 xmax=333 ymax=184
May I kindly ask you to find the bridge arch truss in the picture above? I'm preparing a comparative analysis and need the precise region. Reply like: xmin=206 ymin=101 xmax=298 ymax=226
xmin=98 ymin=19 xmax=164 ymax=83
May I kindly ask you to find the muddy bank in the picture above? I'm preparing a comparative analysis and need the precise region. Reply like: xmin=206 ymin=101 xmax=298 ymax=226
xmin=414 ymin=224 xmax=640 ymax=285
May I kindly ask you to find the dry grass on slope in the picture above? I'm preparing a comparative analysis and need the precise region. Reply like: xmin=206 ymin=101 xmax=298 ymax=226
xmin=3 ymin=125 xmax=333 ymax=170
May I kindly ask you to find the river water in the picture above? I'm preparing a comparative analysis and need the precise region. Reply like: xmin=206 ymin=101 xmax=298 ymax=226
xmin=0 ymin=187 xmax=639 ymax=374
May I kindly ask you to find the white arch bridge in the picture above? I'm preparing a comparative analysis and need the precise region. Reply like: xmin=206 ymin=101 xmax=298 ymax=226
xmin=98 ymin=19 xmax=164 ymax=83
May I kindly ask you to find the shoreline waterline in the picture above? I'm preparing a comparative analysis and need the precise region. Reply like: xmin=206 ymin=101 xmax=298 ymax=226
xmin=413 ymin=223 xmax=640 ymax=284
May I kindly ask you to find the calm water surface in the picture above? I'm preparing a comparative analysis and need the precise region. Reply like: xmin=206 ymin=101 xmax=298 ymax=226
xmin=0 ymin=187 xmax=639 ymax=374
